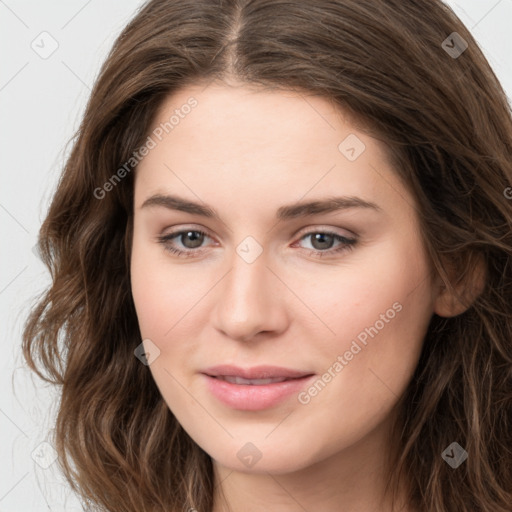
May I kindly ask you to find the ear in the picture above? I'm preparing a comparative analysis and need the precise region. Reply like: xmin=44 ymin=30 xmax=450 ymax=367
xmin=433 ymin=252 xmax=486 ymax=318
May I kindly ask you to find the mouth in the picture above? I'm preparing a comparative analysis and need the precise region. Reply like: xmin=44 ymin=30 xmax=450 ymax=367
xmin=202 ymin=364 xmax=313 ymax=381
xmin=211 ymin=375 xmax=296 ymax=385
xmin=201 ymin=365 xmax=315 ymax=410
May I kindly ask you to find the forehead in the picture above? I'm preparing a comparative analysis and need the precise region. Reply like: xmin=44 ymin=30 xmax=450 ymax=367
xmin=134 ymin=82 xmax=413 ymax=224
xmin=147 ymin=83 xmax=370 ymax=162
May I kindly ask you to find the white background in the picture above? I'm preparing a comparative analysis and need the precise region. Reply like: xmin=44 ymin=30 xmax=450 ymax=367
xmin=1 ymin=1 xmax=511 ymax=510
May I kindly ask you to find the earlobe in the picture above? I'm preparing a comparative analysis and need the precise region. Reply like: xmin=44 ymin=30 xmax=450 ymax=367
xmin=433 ymin=285 xmax=467 ymax=317
xmin=433 ymin=252 xmax=486 ymax=318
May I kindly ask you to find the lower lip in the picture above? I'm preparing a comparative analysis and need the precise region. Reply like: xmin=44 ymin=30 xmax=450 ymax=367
xmin=202 ymin=374 xmax=315 ymax=411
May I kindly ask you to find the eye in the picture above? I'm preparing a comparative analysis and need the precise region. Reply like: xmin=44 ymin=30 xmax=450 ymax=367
xmin=157 ymin=227 xmax=357 ymax=259
xmin=157 ymin=229 xmax=213 ymax=257
xmin=293 ymin=230 xmax=357 ymax=258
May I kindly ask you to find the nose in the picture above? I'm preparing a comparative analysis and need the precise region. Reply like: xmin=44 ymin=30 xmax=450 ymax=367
xmin=211 ymin=248 xmax=289 ymax=342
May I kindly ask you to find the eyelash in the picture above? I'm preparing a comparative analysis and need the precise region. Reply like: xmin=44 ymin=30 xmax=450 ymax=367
xmin=156 ymin=228 xmax=357 ymax=259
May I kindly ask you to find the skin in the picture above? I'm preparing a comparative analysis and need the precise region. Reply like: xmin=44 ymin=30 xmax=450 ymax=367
xmin=130 ymin=81 xmax=462 ymax=512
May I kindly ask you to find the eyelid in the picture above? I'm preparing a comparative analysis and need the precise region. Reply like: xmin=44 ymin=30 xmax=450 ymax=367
xmin=292 ymin=224 xmax=357 ymax=240
xmin=161 ymin=224 xmax=216 ymax=239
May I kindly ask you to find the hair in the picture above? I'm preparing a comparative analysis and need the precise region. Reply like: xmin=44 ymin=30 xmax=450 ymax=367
xmin=22 ymin=0 xmax=512 ymax=511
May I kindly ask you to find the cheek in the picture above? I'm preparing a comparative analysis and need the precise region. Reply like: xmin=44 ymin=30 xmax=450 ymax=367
xmin=302 ymin=237 xmax=434 ymax=414
xmin=302 ymin=237 xmax=432 ymax=351
xmin=130 ymin=239 xmax=167 ymax=338
xmin=130 ymin=233 xmax=213 ymax=341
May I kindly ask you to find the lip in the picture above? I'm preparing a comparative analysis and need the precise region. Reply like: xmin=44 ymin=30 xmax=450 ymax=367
xmin=201 ymin=365 xmax=315 ymax=411
xmin=202 ymin=364 xmax=313 ymax=380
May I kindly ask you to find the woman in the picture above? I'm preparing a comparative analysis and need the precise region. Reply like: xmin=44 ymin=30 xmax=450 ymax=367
xmin=23 ymin=0 xmax=512 ymax=511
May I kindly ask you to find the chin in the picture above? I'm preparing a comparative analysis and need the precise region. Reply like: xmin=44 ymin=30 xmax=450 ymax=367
xmin=201 ymin=434 xmax=326 ymax=475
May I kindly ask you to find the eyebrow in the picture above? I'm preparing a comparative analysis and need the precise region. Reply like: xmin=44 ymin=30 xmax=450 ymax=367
xmin=140 ymin=194 xmax=382 ymax=220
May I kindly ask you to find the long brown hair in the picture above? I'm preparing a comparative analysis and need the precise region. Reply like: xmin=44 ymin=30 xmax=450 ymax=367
xmin=23 ymin=0 xmax=512 ymax=510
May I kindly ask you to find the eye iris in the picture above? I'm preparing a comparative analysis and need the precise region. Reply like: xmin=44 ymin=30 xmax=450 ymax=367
xmin=311 ymin=233 xmax=334 ymax=250
xmin=182 ymin=231 xmax=204 ymax=249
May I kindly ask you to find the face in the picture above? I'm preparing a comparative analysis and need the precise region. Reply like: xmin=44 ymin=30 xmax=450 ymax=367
xmin=130 ymin=82 xmax=439 ymax=475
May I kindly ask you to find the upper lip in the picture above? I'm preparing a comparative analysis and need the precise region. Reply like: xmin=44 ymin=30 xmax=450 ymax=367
xmin=202 ymin=365 xmax=314 ymax=380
